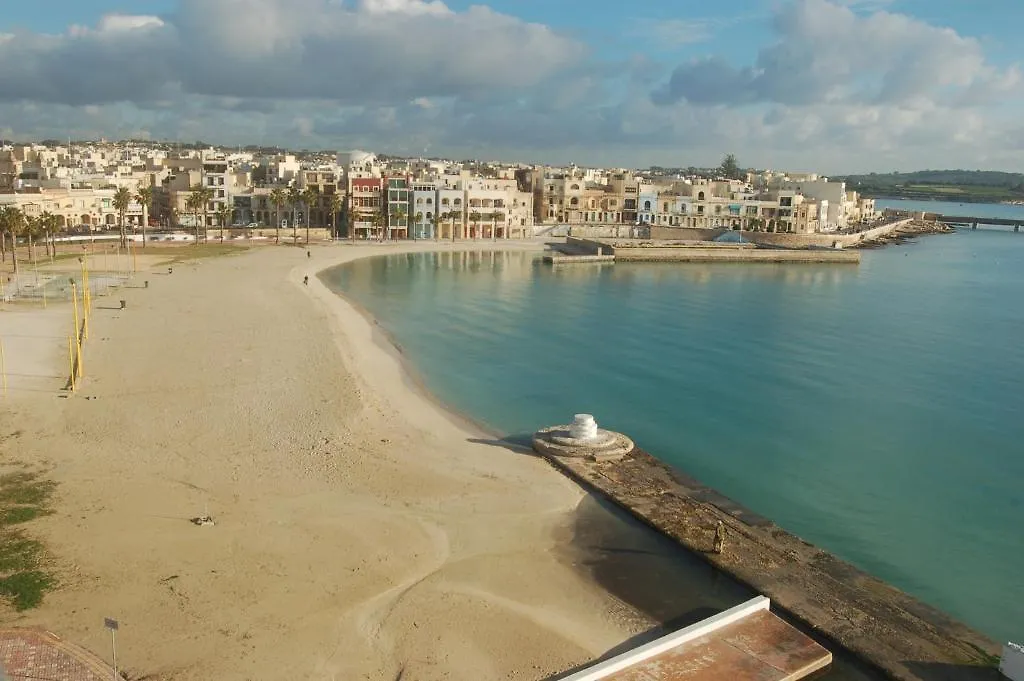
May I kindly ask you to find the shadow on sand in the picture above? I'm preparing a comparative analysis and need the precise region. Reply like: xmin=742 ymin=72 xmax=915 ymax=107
xmin=547 ymin=494 xmax=887 ymax=681
xmin=466 ymin=433 xmax=538 ymax=455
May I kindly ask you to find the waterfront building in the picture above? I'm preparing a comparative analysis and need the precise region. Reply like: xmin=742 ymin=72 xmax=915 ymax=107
xmin=298 ymin=168 xmax=342 ymax=230
xmin=0 ymin=187 xmax=131 ymax=231
xmin=436 ymin=183 xmax=466 ymax=239
xmin=411 ymin=181 xmax=438 ymax=239
xmin=385 ymin=176 xmax=411 ymax=239
xmin=349 ymin=177 xmax=383 ymax=239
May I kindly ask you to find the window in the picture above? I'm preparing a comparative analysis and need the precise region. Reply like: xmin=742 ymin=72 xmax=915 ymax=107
xmin=698 ymin=191 xmax=705 ymax=201
xmin=570 ymin=184 xmax=580 ymax=190
xmin=453 ymin=198 xmax=462 ymax=206
xmin=643 ymin=200 xmax=651 ymax=211
xmin=426 ymin=212 xmax=433 ymax=219
xmin=426 ymin=198 xmax=433 ymax=204
xmin=663 ymin=202 xmax=669 ymax=212
xmin=442 ymin=198 xmax=450 ymax=206
xmin=570 ymin=197 xmax=579 ymax=206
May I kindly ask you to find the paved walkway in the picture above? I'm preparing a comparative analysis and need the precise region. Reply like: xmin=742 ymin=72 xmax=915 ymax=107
xmin=0 ymin=629 xmax=114 ymax=681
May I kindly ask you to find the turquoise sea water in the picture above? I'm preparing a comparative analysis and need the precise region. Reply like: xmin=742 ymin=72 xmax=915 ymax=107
xmin=323 ymin=202 xmax=1024 ymax=645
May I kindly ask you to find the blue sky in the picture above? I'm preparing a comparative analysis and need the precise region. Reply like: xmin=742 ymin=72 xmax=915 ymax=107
xmin=2 ymin=0 xmax=1023 ymax=172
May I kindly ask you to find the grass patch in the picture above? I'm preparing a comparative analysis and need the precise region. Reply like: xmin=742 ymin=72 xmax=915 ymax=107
xmin=0 ymin=472 xmax=56 ymax=507
xmin=0 ymin=571 xmax=53 ymax=611
xmin=155 ymin=243 xmax=249 ymax=266
xmin=0 ymin=470 xmax=57 ymax=611
xmin=1 ymin=506 xmax=49 ymax=525
xmin=0 ymin=534 xmax=44 ymax=572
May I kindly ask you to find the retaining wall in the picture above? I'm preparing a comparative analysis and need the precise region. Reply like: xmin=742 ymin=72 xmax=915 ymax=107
xmin=650 ymin=219 xmax=912 ymax=248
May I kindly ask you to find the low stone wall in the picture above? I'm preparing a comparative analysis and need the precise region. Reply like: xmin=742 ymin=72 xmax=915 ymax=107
xmin=564 ymin=236 xmax=611 ymax=255
xmin=537 ymin=224 xmax=643 ymax=239
xmin=613 ymin=247 xmax=860 ymax=263
xmin=649 ymin=226 xmax=724 ymax=241
xmin=203 ymin=227 xmax=333 ymax=241
xmin=650 ymin=219 xmax=912 ymax=249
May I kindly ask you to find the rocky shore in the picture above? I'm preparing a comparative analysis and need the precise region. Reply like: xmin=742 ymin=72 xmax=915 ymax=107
xmin=856 ymin=219 xmax=953 ymax=248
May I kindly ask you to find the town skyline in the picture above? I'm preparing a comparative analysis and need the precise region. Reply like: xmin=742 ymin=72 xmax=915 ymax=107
xmin=2 ymin=0 xmax=1023 ymax=173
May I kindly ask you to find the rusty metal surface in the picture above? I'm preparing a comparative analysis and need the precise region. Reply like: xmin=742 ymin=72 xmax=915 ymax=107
xmin=605 ymin=610 xmax=831 ymax=681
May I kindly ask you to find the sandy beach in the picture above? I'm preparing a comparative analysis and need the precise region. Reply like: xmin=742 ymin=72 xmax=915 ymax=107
xmin=0 ymin=241 xmax=656 ymax=680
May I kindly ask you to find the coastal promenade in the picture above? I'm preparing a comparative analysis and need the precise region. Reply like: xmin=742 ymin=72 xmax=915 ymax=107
xmin=542 ymin=446 xmax=1003 ymax=681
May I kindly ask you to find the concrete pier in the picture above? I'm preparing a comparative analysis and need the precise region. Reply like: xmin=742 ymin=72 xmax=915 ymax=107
xmin=551 ymin=237 xmax=861 ymax=264
xmin=533 ymin=429 xmax=1003 ymax=681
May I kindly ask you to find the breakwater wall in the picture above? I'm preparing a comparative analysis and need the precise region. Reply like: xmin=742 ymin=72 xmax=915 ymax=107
xmin=542 ymin=445 xmax=1002 ymax=681
xmin=649 ymin=219 xmax=913 ymax=248
xmin=561 ymin=236 xmax=861 ymax=263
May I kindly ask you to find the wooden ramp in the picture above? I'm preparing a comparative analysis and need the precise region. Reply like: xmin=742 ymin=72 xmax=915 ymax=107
xmin=561 ymin=597 xmax=831 ymax=681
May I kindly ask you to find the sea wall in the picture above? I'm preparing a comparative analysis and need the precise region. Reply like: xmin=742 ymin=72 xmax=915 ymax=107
xmin=650 ymin=219 xmax=912 ymax=248
xmin=540 ymin=444 xmax=1001 ymax=681
xmin=562 ymin=237 xmax=860 ymax=263
xmin=203 ymin=227 xmax=333 ymax=241
xmin=613 ymin=247 xmax=860 ymax=263
xmin=537 ymin=224 xmax=644 ymax=239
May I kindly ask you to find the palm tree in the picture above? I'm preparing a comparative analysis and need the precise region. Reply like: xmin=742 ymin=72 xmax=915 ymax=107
xmin=327 ymin=193 xmax=342 ymax=240
xmin=135 ymin=185 xmax=153 ymax=249
xmin=487 ymin=211 xmax=500 ymax=240
xmin=287 ymin=185 xmax=302 ymax=244
xmin=216 ymin=205 xmax=233 ymax=242
xmin=448 ymin=210 xmax=458 ymax=242
xmin=269 ymin=188 xmax=286 ymax=244
xmin=469 ymin=211 xmax=482 ymax=239
xmin=184 ymin=193 xmax=200 ymax=242
xmin=346 ymin=197 xmax=359 ymax=239
xmin=38 ymin=211 xmax=57 ymax=259
xmin=0 ymin=206 xmax=25 ymax=274
xmin=392 ymin=206 xmax=407 ymax=240
xmin=371 ymin=208 xmax=386 ymax=241
xmin=24 ymin=215 xmax=41 ymax=264
xmin=187 ymin=184 xmax=214 ymax=244
xmin=414 ymin=211 xmax=424 ymax=239
xmin=430 ymin=212 xmax=441 ymax=240
xmin=112 ymin=186 xmax=132 ymax=248
xmin=302 ymin=186 xmax=319 ymax=245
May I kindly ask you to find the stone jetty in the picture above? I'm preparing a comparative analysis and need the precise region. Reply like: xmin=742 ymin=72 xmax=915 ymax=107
xmin=533 ymin=416 xmax=1003 ymax=681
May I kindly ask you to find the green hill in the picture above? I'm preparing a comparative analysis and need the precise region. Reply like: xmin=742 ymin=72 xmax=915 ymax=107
xmin=837 ymin=170 xmax=1024 ymax=203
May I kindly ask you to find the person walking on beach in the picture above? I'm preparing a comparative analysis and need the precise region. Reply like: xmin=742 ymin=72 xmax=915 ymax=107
xmin=713 ymin=521 xmax=726 ymax=554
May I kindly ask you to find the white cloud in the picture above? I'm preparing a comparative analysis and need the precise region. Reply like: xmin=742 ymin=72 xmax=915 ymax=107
xmin=0 ymin=0 xmax=584 ymax=105
xmin=96 ymin=14 xmax=165 ymax=32
xmin=0 ymin=0 xmax=1022 ymax=172
xmin=654 ymin=0 xmax=1018 ymax=108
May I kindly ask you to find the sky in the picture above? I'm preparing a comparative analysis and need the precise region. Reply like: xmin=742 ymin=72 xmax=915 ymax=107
xmin=1 ymin=0 xmax=1023 ymax=173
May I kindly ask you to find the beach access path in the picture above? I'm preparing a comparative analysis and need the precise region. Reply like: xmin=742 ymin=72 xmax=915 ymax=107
xmin=0 ymin=241 xmax=648 ymax=680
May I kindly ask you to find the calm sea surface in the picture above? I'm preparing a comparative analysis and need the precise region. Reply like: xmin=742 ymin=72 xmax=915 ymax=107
xmin=323 ymin=199 xmax=1024 ymax=644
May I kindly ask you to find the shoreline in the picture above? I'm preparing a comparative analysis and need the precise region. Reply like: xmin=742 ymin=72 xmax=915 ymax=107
xmin=4 ymin=239 xmax=653 ymax=680
xmin=2 ymin=238 xmax=1002 ymax=679
xmin=303 ymin=241 xmax=550 ymax=445
xmin=305 ymin=240 xmax=1003 ymax=680
xmin=314 ymin=261 xmax=507 ymax=444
